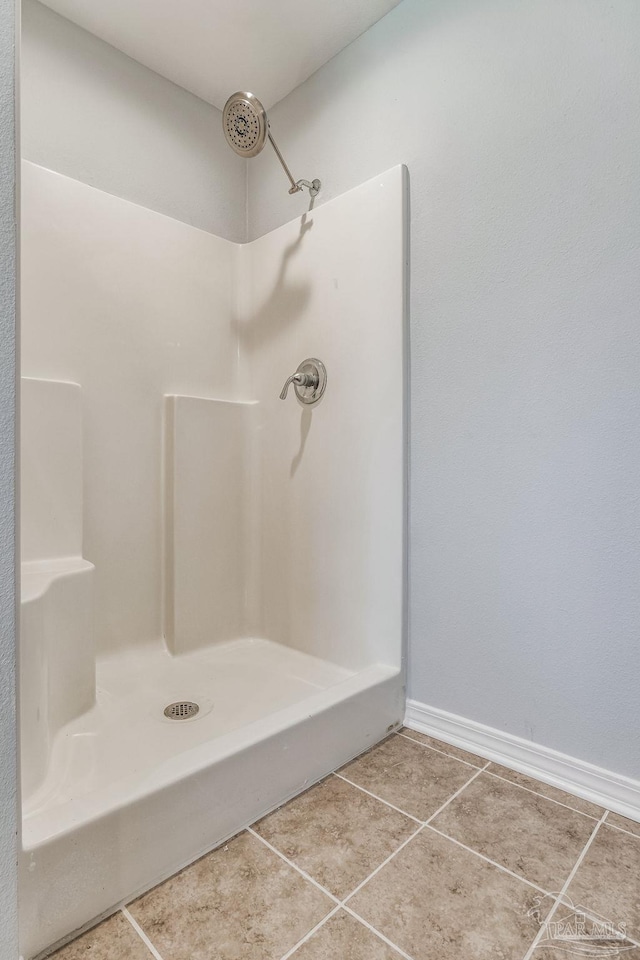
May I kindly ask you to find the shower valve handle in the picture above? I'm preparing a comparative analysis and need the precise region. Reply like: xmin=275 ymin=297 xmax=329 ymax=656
xmin=279 ymin=359 xmax=327 ymax=404
xmin=279 ymin=370 xmax=316 ymax=400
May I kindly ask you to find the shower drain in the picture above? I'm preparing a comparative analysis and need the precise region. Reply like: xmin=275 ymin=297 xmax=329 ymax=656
xmin=164 ymin=701 xmax=200 ymax=720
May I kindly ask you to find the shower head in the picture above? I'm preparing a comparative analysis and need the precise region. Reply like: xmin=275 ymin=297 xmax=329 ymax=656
xmin=223 ymin=92 xmax=268 ymax=158
xmin=222 ymin=91 xmax=320 ymax=199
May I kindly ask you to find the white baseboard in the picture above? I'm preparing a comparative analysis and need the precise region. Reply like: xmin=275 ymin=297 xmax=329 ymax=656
xmin=405 ymin=699 xmax=640 ymax=823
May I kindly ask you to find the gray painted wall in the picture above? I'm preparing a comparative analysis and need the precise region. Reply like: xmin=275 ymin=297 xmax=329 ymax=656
xmin=249 ymin=0 xmax=640 ymax=777
xmin=21 ymin=0 xmax=246 ymax=241
xmin=0 ymin=0 xmax=18 ymax=954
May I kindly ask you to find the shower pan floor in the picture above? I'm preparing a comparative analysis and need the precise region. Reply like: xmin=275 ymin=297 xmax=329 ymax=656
xmin=21 ymin=639 xmax=400 ymax=959
xmin=24 ymin=637 xmax=356 ymax=828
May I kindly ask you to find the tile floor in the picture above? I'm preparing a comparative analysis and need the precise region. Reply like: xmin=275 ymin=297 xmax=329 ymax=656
xmin=51 ymin=729 xmax=640 ymax=960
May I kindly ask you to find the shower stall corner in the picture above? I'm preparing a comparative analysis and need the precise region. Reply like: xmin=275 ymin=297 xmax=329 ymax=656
xmin=19 ymin=161 xmax=407 ymax=958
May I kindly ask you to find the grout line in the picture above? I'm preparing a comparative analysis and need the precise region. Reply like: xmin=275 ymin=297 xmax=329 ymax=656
xmin=333 ymin=773 xmax=423 ymax=824
xmin=604 ymin=819 xmax=640 ymax=840
xmin=520 ymin=902 xmax=559 ymax=960
xmin=341 ymin=905 xmax=416 ymax=960
xmin=121 ymin=908 xmax=166 ymax=960
xmin=253 ymin=816 xmax=424 ymax=911
xmin=521 ymin=810 xmax=608 ymax=960
xmin=248 ymin=828 xmax=341 ymax=904
xmin=342 ymin=763 xmax=488 ymax=907
xmin=423 ymin=762 xmax=490 ymax=824
xmin=251 ymin=795 xmax=428 ymax=958
xmin=397 ymin=731 xmax=484 ymax=769
xmin=341 ymin=823 xmax=426 ymax=906
xmin=399 ymin=731 xmax=607 ymax=823
xmin=252 ymin=826 xmax=418 ymax=960
xmin=482 ymin=768 xmax=602 ymax=821
xmin=278 ymin=905 xmax=341 ymax=960
xmin=424 ymin=824 xmax=551 ymax=896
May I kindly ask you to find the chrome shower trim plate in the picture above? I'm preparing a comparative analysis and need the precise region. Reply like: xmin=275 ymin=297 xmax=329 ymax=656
xmin=279 ymin=358 xmax=327 ymax=405
xmin=296 ymin=358 xmax=327 ymax=404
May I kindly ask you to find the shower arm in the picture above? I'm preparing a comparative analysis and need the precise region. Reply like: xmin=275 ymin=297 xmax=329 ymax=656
xmin=268 ymin=132 xmax=321 ymax=199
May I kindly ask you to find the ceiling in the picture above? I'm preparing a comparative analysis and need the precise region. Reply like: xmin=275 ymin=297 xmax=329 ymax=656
xmin=39 ymin=0 xmax=403 ymax=110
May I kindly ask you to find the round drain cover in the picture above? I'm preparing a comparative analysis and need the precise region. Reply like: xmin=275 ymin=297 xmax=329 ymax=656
xmin=164 ymin=701 xmax=200 ymax=720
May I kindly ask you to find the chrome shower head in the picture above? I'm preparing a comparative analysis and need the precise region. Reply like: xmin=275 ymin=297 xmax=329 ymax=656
xmin=222 ymin=91 xmax=321 ymax=199
xmin=222 ymin=92 xmax=268 ymax=158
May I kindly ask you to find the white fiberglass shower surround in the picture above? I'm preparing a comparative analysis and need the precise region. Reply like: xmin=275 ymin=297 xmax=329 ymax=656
xmin=19 ymin=159 xmax=407 ymax=958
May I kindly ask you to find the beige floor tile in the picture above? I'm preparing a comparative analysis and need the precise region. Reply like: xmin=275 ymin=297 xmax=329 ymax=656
xmin=432 ymin=772 xmax=595 ymax=890
xmin=531 ymin=898 xmax=640 ymax=960
xmin=291 ymin=911 xmax=403 ymax=959
xmin=487 ymin=763 xmax=604 ymax=818
xmin=128 ymin=831 xmax=333 ymax=960
xmin=564 ymin=823 xmax=640 ymax=941
xmin=340 ymin=733 xmax=478 ymax=820
xmin=607 ymin=811 xmax=640 ymax=838
xmin=348 ymin=827 xmax=547 ymax=960
xmin=400 ymin=728 xmax=485 ymax=767
xmin=532 ymin=944 xmax=640 ymax=960
xmin=52 ymin=913 xmax=154 ymax=960
xmin=254 ymin=775 xmax=416 ymax=899
xmin=532 ymin=901 xmax=640 ymax=960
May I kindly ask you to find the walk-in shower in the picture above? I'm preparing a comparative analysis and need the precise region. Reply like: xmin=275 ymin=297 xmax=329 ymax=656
xmin=19 ymin=160 xmax=406 ymax=957
xmin=223 ymin=91 xmax=321 ymax=198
